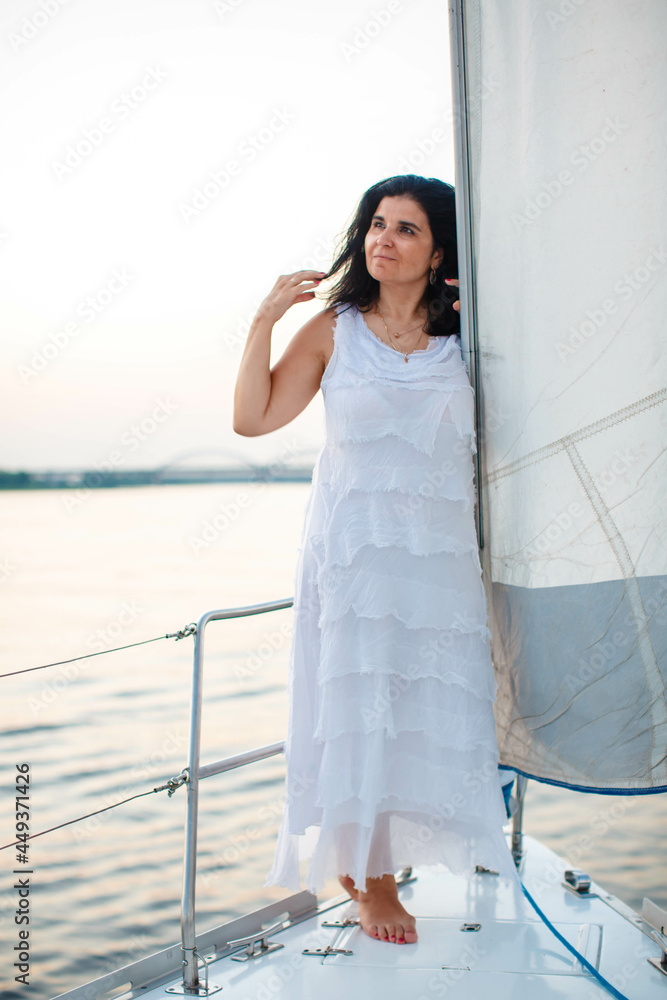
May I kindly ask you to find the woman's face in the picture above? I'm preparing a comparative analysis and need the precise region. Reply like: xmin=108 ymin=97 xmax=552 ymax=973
xmin=363 ymin=195 xmax=443 ymax=288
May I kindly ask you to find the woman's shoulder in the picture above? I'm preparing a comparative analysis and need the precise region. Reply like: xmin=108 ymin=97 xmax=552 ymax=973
xmin=290 ymin=305 xmax=339 ymax=374
xmin=309 ymin=302 xmax=360 ymax=372
xmin=293 ymin=304 xmax=338 ymax=338
xmin=305 ymin=303 xmax=359 ymax=341
xmin=314 ymin=304 xmax=340 ymax=326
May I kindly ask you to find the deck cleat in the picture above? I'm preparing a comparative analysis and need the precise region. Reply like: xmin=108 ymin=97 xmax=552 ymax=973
xmin=225 ymin=917 xmax=286 ymax=962
xmin=562 ymin=868 xmax=595 ymax=896
xmin=644 ymin=898 xmax=667 ymax=978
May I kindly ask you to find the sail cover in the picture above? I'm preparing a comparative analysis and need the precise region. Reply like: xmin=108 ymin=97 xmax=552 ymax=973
xmin=454 ymin=0 xmax=667 ymax=791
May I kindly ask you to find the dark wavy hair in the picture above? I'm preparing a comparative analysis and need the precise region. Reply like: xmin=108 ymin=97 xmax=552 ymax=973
xmin=322 ymin=174 xmax=459 ymax=337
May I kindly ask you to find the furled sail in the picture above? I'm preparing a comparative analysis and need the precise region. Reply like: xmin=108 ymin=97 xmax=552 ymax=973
xmin=450 ymin=0 xmax=667 ymax=791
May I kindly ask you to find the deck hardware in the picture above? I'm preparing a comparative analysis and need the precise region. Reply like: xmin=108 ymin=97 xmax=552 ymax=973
xmin=165 ymin=983 xmax=222 ymax=996
xmin=563 ymin=869 xmax=592 ymax=894
xmin=642 ymin=899 xmax=667 ymax=977
xmin=648 ymin=929 xmax=667 ymax=978
xmin=511 ymin=775 xmax=528 ymax=868
xmin=396 ymin=865 xmax=417 ymax=886
xmin=165 ymin=950 xmax=222 ymax=995
xmin=226 ymin=917 xmax=286 ymax=962
xmin=643 ymin=898 xmax=667 ymax=934
xmin=167 ymin=769 xmax=189 ymax=797
xmin=475 ymin=865 xmax=499 ymax=875
xmin=305 ymin=915 xmax=359 ymax=954
xmin=460 ymin=922 xmax=481 ymax=932
xmin=166 ymin=623 xmax=198 ymax=640
xmin=302 ymin=944 xmax=354 ymax=957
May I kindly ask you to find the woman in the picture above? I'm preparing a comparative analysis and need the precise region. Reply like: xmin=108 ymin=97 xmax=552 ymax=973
xmin=233 ymin=174 xmax=515 ymax=947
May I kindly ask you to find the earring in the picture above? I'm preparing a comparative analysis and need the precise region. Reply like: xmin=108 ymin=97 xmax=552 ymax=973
xmin=429 ymin=267 xmax=437 ymax=285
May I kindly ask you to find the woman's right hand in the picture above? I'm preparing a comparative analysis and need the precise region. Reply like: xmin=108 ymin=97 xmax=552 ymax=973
xmin=257 ymin=270 xmax=326 ymax=325
xmin=444 ymin=277 xmax=460 ymax=313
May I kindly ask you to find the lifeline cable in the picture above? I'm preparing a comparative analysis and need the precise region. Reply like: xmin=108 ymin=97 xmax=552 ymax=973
xmin=0 ymin=624 xmax=196 ymax=679
xmin=520 ymin=881 xmax=632 ymax=1000
xmin=0 ymin=773 xmax=187 ymax=851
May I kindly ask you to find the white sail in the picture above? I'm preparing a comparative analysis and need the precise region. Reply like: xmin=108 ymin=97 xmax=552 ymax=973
xmin=453 ymin=0 xmax=667 ymax=790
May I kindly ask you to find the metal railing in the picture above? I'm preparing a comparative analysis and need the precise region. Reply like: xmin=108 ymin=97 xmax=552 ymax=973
xmin=174 ymin=596 xmax=529 ymax=994
xmin=178 ymin=597 xmax=293 ymax=994
xmin=511 ymin=774 xmax=528 ymax=867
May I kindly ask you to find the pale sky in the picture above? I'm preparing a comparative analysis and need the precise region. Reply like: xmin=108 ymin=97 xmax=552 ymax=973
xmin=1 ymin=0 xmax=455 ymax=471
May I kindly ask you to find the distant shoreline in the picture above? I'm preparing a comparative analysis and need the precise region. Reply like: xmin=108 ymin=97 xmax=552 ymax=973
xmin=0 ymin=468 xmax=315 ymax=490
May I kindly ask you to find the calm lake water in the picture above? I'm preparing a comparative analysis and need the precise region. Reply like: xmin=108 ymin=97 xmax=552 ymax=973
xmin=1 ymin=483 xmax=665 ymax=998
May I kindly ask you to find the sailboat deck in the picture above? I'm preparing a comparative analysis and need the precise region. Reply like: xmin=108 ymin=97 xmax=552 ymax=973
xmin=57 ymin=834 xmax=663 ymax=999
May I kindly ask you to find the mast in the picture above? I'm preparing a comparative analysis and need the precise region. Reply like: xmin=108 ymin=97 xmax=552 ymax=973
xmin=447 ymin=0 xmax=485 ymax=551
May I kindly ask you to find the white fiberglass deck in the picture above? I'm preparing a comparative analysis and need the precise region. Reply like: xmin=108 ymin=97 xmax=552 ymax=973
xmin=57 ymin=834 xmax=664 ymax=1000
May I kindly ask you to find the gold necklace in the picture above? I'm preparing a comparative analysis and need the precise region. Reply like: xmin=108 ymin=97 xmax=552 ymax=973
xmin=375 ymin=305 xmax=429 ymax=363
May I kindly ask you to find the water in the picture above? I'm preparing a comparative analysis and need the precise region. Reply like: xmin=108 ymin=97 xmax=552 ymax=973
xmin=1 ymin=483 xmax=665 ymax=998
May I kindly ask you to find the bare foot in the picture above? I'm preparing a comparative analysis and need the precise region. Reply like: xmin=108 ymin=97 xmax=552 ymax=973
xmin=357 ymin=874 xmax=418 ymax=944
xmin=338 ymin=874 xmax=360 ymax=901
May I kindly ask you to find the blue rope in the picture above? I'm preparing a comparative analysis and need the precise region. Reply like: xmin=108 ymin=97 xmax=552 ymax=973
xmin=520 ymin=881 xmax=632 ymax=1000
xmin=498 ymin=764 xmax=667 ymax=796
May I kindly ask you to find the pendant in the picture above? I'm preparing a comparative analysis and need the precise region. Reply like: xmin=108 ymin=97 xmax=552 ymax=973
xmin=404 ymin=355 xmax=409 ymax=363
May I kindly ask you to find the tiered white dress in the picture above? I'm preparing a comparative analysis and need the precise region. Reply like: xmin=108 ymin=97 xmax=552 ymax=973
xmin=265 ymin=302 xmax=516 ymax=895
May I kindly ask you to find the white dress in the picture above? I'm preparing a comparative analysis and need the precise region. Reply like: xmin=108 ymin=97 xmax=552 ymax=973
xmin=265 ymin=302 xmax=516 ymax=895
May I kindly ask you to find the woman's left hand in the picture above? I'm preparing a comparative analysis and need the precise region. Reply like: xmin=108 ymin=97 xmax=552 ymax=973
xmin=444 ymin=277 xmax=460 ymax=313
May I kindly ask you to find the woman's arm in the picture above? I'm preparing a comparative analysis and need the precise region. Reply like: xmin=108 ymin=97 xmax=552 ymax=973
xmin=233 ymin=269 xmax=335 ymax=437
